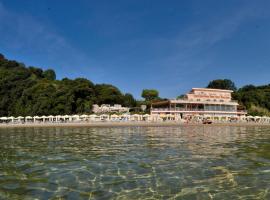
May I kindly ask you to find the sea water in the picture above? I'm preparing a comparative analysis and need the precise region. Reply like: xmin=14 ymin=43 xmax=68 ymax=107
xmin=0 ymin=126 xmax=269 ymax=199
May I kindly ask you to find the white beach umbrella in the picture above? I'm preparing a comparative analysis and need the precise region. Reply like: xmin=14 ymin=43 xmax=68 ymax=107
xmin=0 ymin=117 xmax=8 ymax=120
xmin=63 ymin=115 xmax=69 ymax=118
xmin=100 ymin=114 xmax=109 ymax=120
xmin=111 ymin=114 xmax=119 ymax=120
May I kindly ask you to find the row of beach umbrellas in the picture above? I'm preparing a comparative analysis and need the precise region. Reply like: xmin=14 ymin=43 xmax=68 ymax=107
xmin=0 ymin=114 xmax=161 ymax=123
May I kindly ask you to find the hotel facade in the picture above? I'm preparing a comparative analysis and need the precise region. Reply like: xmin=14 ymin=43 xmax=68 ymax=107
xmin=151 ymin=88 xmax=247 ymax=118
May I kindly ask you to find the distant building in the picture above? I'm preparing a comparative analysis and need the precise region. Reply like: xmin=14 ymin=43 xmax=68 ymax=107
xmin=151 ymin=88 xmax=247 ymax=118
xmin=92 ymin=104 xmax=129 ymax=113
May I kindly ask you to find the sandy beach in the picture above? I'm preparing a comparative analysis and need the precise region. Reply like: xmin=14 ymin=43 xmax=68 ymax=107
xmin=0 ymin=121 xmax=269 ymax=128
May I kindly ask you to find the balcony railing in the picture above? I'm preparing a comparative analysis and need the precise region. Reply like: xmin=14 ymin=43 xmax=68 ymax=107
xmin=151 ymin=108 xmax=247 ymax=113
xmin=171 ymin=98 xmax=239 ymax=104
xmin=152 ymin=108 xmax=204 ymax=111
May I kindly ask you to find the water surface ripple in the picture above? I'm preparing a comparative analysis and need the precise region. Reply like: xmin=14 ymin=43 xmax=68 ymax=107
xmin=0 ymin=126 xmax=269 ymax=199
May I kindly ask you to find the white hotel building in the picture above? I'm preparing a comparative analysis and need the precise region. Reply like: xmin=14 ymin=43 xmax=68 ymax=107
xmin=151 ymin=88 xmax=247 ymax=118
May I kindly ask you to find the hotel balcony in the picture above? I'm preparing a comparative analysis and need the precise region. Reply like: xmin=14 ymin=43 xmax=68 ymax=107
xmin=151 ymin=108 xmax=247 ymax=114
xmin=170 ymin=99 xmax=239 ymax=105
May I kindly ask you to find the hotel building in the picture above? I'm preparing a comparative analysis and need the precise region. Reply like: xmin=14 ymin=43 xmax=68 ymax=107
xmin=151 ymin=88 xmax=247 ymax=118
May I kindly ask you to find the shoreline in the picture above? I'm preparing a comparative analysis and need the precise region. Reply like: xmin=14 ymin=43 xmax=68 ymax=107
xmin=0 ymin=121 xmax=270 ymax=128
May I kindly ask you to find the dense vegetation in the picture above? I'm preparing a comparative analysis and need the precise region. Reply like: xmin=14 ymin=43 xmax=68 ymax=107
xmin=0 ymin=54 xmax=137 ymax=116
xmin=207 ymin=79 xmax=270 ymax=116
xmin=207 ymin=79 xmax=237 ymax=91
xmin=1 ymin=54 xmax=269 ymax=116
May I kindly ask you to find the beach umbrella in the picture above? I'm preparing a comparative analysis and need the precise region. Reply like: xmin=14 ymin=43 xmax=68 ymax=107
xmin=89 ymin=114 xmax=98 ymax=121
xmin=131 ymin=114 xmax=141 ymax=121
xmin=0 ymin=117 xmax=8 ymax=120
xmin=142 ymin=114 xmax=151 ymax=121
xmin=89 ymin=114 xmax=97 ymax=118
xmin=100 ymin=114 xmax=109 ymax=120
xmin=63 ymin=115 xmax=69 ymax=118
xmin=69 ymin=115 xmax=80 ymax=121
xmin=111 ymin=114 xmax=119 ymax=120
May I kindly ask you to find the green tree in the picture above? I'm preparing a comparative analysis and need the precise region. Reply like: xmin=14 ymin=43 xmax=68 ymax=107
xmin=207 ymin=79 xmax=237 ymax=91
xmin=0 ymin=53 xmax=5 ymax=60
xmin=0 ymin=54 xmax=134 ymax=116
xmin=43 ymin=69 xmax=56 ymax=80
xmin=141 ymin=89 xmax=159 ymax=101
xmin=95 ymin=84 xmax=124 ymax=105
xmin=123 ymin=93 xmax=136 ymax=107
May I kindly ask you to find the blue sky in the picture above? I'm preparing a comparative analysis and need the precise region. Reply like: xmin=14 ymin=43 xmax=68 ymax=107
xmin=1 ymin=0 xmax=270 ymax=98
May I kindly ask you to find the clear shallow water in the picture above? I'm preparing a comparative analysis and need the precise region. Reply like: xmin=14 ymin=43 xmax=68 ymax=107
xmin=0 ymin=126 xmax=269 ymax=200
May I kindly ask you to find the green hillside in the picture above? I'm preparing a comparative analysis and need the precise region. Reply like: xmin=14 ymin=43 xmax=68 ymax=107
xmin=0 ymin=54 xmax=136 ymax=116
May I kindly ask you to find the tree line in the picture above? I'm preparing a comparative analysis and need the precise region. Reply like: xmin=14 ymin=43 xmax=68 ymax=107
xmin=0 ymin=53 xmax=138 ymax=116
xmin=1 ymin=54 xmax=269 ymax=116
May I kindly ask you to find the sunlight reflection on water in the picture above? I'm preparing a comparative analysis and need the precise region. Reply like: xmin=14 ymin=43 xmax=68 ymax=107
xmin=0 ymin=125 xmax=269 ymax=199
